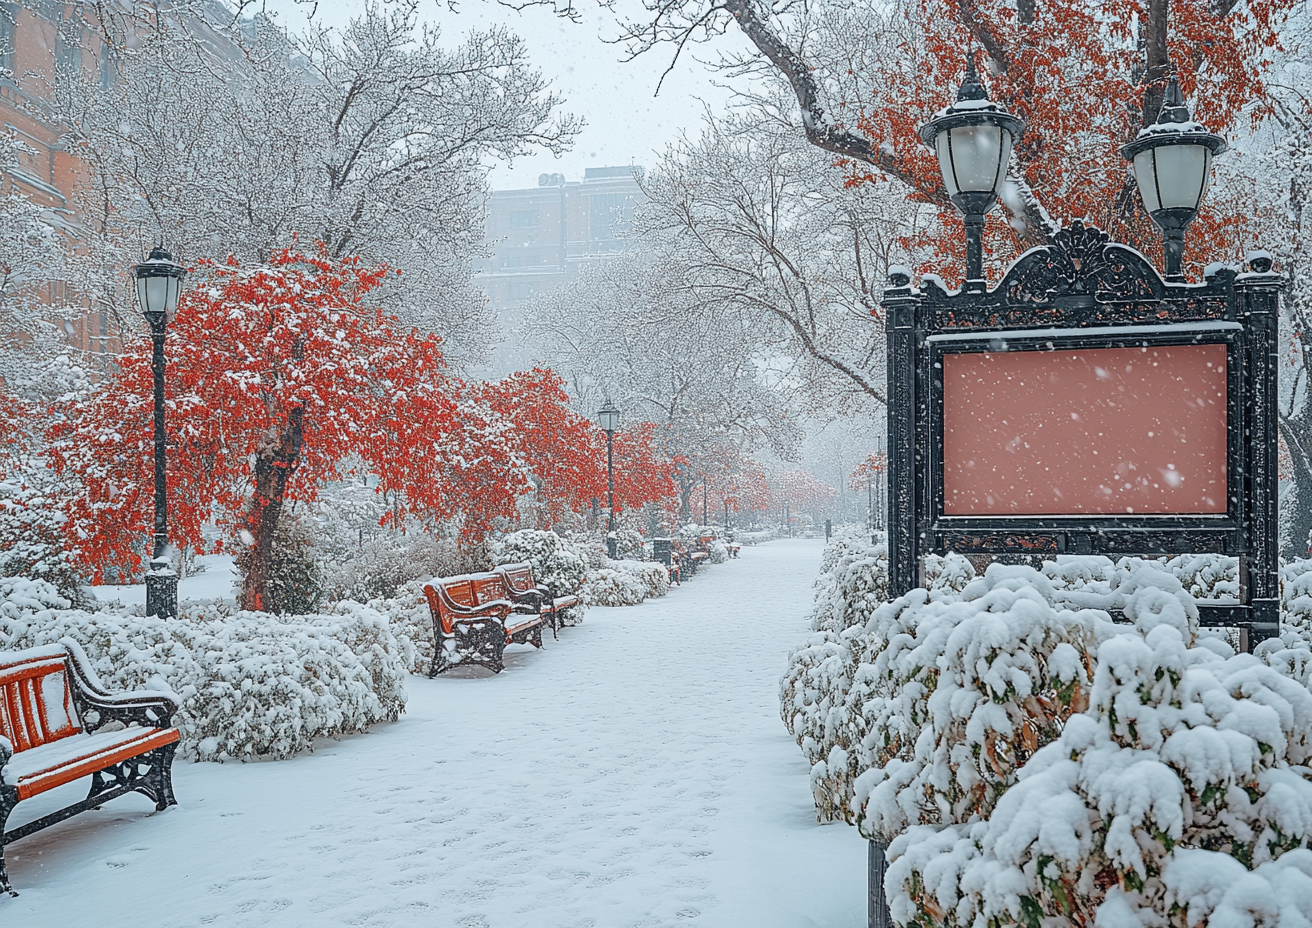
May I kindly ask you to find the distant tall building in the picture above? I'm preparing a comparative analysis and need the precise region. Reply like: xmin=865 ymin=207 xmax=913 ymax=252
xmin=1 ymin=2 xmax=117 ymax=356
xmin=477 ymin=166 xmax=645 ymax=375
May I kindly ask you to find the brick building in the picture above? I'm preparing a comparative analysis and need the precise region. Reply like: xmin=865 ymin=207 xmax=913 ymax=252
xmin=478 ymin=166 xmax=646 ymax=374
xmin=0 ymin=2 xmax=116 ymax=356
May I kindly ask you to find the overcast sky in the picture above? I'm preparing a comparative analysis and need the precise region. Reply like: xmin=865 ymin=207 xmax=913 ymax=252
xmin=266 ymin=0 xmax=747 ymax=191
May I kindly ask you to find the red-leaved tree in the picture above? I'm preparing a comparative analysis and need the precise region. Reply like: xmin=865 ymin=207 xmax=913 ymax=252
xmin=50 ymin=246 xmax=532 ymax=610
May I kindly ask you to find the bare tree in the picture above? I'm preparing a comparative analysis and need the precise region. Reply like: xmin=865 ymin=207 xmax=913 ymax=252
xmin=66 ymin=0 xmax=580 ymax=368
xmin=522 ymin=247 xmax=804 ymax=516
xmin=638 ymin=102 xmax=930 ymax=415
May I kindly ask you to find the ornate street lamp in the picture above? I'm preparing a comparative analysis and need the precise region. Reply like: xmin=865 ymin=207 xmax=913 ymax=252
xmin=918 ymin=56 xmax=1026 ymax=288
xmin=132 ymin=246 xmax=187 ymax=619
xmin=598 ymin=398 xmax=621 ymax=558
xmin=1122 ymin=75 xmax=1228 ymax=281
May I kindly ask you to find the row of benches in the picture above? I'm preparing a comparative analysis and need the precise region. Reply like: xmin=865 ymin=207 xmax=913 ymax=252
xmin=0 ymin=561 xmax=594 ymax=892
xmin=423 ymin=562 xmax=579 ymax=675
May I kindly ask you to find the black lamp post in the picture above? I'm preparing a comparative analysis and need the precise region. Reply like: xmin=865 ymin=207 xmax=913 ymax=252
xmin=868 ymin=474 xmax=875 ymax=546
xmin=1122 ymin=75 xmax=1228 ymax=281
xmin=702 ymin=477 xmax=709 ymax=526
xmin=598 ymin=399 xmax=621 ymax=558
xmin=132 ymin=246 xmax=187 ymax=619
xmin=918 ymin=56 xmax=1026 ymax=288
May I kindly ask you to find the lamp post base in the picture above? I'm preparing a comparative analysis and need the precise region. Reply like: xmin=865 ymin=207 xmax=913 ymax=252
xmin=145 ymin=570 xmax=179 ymax=620
xmin=607 ymin=537 xmax=619 ymax=559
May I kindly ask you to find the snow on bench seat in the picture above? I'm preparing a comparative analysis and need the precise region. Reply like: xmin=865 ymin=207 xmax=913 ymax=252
xmin=4 ymin=725 xmax=180 ymax=800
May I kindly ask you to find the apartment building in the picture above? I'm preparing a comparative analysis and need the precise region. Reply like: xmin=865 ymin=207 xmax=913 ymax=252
xmin=478 ymin=166 xmax=646 ymax=374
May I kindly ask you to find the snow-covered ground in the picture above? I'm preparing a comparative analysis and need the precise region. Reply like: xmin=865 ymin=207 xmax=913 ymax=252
xmin=6 ymin=538 xmax=864 ymax=927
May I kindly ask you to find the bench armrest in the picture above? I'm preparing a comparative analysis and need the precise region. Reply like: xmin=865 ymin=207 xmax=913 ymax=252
xmin=62 ymin=639 xmax=180 ymax=730
xmin=507 ymin=588 xmax=546 ymax=608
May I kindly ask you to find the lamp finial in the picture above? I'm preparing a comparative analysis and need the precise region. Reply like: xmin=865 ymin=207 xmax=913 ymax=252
xmin=957 ymin=54 xmax=988 ymax=102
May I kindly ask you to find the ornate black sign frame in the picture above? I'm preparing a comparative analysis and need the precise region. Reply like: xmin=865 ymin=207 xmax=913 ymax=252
xmin=884 ymin=222 xmax=1282 ymax=645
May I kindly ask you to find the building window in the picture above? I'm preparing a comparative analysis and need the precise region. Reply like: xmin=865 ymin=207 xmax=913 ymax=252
xmin=510 ymin=209 xmax=539 ymax=229
xmin=98 ymin=42 xmax=118 ymax=90
xmin=507 ymin=282 xmax=537 ymax=301
xmin=0 ymin=4 xmax=16 ymax=77
xmin=590 ymin=194 xmax=622 ymax=241
xmin=55 ymin=24 xmax=81 ymax=87
xmin=502 ymin=255 xmax=521 ymax=269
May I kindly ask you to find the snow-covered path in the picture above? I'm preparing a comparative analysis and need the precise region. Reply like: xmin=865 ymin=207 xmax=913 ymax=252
xmin=9 ymin=539 xmax=865 ymax=927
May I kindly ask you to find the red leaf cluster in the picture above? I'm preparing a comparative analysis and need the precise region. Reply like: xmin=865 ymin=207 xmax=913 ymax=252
xmin=46 ymin=246 xmax=674 ymax=581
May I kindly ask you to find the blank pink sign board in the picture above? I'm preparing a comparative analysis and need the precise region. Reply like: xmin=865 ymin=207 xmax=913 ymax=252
xmin=942 ymin=344 xmax=1227 ymax=515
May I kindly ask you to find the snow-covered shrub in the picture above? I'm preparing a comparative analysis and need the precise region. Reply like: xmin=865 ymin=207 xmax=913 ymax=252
xmin=922 ymin=551 xmax=977 ymax=593
xmin=359 ymin=582 xmax=432 ymax=674
xmin=778 ymin=630 xmax=854 ymax=821
xmin=847 ymin=564 xmax=1114 ymax=837
xmin=233 ymin=515 xmax=324 ymax=615
xmin=708 ymin=540 xmax=729 ymax=564
xmin=885 ymin=581 xmax=1312 ymax=928
xmin=0 ymin=579 xmax=407 ymax=761
xmin=492 ymin=529 xmax=587 ymax=625
xmin=613 ymin=527 xmax=645 ymax=560
xmin=567 ymin=534 xmax=609 ymax=569
xmin=322 ymin=531 xmax=486 ymax=603
xmin=1283 ymin=558 xmax=1312 ymax=638
xmin=805 ymin=533 xmax=889 ymax=635
xmin=625 ymin=560 xmax=671 ymax=599
xmin=786 ymin=547 xmax=1262 ymax=831
xmin=582 ymin=567 xmax=646 ymax=606
xmin=0 ymin=469 xmax=93 ymax=608
xmin=1165 ymin=552 xmax=1239 ymax=601
xmin=582 ymin=557 xmax=670 ymax=607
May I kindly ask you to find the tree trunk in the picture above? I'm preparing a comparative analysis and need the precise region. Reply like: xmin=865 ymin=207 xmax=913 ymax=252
xmin=240 ymin=407 xmax=305 ymax=611
xmin=1142 ymin=0 xmax=1171 ymax=127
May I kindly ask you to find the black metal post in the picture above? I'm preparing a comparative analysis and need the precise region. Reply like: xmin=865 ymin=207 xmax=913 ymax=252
xmin=868 ymin=476 xmax=875 ymax=545
xmin=1163 ymin=227 xmax=1187 ymax=281
xmin=702 ymin=478 xmax=708 ymax=525
xmin=964 ymin=214 xmax=985 ymax=285
xmin=1237 ymin=253 xmax=1282 ymax=649
xmin=606 ymin=429 xmax=618 ymax=559
xmin=869 ymin=840 xmax=892 ymax=928
xmin=884 ymin=269 xmax=920 ymax=598
xmin=144 ymin=313 xmax=177 ymax=619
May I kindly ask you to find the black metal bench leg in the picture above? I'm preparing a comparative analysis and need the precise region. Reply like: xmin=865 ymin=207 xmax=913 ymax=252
xmin=136 ymin=743 xmax=178 ymax=812
xmin=0 ymin=789 xmax=17 ymax=897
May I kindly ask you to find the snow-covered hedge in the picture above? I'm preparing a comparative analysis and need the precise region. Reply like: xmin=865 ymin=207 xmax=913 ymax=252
xmin=0 ymin=577 xmax=407 ymax=761
xmin=784 ymin=540 xmax=1312 ymax=926
xmin=492 ymin=530 xmax=587 ymax=626
xmin=582 ymin=559 xmax=670 ymax=607
xmin=360 ymin=582 xmax=432 ymax=674
xmin=783 ymin=541 xmax=1279 ymax=831
xmin=885 ymin=583 xmax=1312 ymax=928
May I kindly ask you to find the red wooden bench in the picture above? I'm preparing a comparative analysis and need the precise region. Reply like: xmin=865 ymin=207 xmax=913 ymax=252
xmin=0 ymin=641 xmax=180 ymax=895
xmin=423 ymin=571 xmax=549 ymax=675
xmin=494 ymin=562 xmax=581 ymax=635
